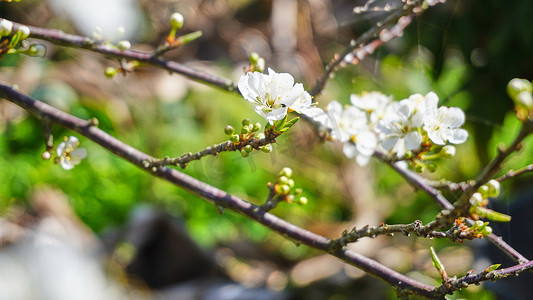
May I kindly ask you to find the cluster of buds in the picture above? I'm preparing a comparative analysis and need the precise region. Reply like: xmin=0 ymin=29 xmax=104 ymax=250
xmin=269 ymin=167 xmax=307 ymax=206
xmin=104 ymin=59 xmax=140 ymax=78
xmin=245 ymin=52 xmax=265 ymax=73
xmin=507 ymin=78 xmax=533 ymax=121
xmin=451 ymin=218 xmax=492 ymax=240
xmin=408 ymin=144 xmax=456 ymax=173
xmin=469 ymin=179 xmax=511 ymax=222
xmin=224 ymin=118 xmax=272 ymax=157
xmin=1 ymin=19 xmax=45 ymax=58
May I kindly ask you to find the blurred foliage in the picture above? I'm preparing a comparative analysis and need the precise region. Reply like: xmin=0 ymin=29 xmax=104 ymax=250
xmin=1 ymin=0 xmax=533 ymax=298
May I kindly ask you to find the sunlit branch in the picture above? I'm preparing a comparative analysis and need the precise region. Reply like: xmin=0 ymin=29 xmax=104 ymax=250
xmin=0 ymin=82 xmax=437 ymax=299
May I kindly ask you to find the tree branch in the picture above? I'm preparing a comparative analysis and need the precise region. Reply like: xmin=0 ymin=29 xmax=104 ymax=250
xmin=0 ymin=82 xmax=438 ymax=299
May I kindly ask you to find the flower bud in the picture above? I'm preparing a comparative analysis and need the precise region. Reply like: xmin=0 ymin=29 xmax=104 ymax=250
xmin=487 ymin=179 xmax=500 ymax=198
xmin=249 ymin=52 xmax=260 ymax=63
xmin=287 ymin=179 xmax=295 ymax=188
xmin=260 ymin=144 xmax=272 ymax=153
xmin=230 ymin=134 xmax=240 ymax=143
xmin=242 ymin=118 xmax=251 ymax=126
xmin=296 ymin=197 xmax=308 ymax=205
xmin=278 ymin=176 xmax=289 ymax=185
xmin=241 ymin=125 xmax=251 ymax=134
xmin=117 ymin=40 xmax=131 ymax=51
xmin=41 ymin=151 xmax=51 ymax=160
xmin=256 ymin=133 xmax=266 ymax=139
xmin=252 ymin=122 xmax=261 ymax=132
xmin=255 ymin=58 xmax=265 ymax=73
xmin=469 ymin=192 xmax=484 ymax=206
xmin=481 ymin=226 xmax=493 ymax=236
xmin=104 ymin=67 xmax=117 ymax=78
xmin=240 ymin=149 xmax=249 ymax=157
xmin=279 ymin=167 xmax=293 ymax=178
xmin=427 ymin=163 xmax=437 ymax=173
xmin=17 ymin=25 xmax=30 ymax=39
xmin=170 ymin=12 xmax=184 ymax=30
xmin=27 ymin=44 xmax=46 ymax=57
xmin=224 ymin=125 xmax=235 ymax=136
xmin=507 ymin=78 xmax=532 ymax=102
xmin=0 ymin=19 xmax=13 ymax=36
xmin=440 ymin=145 xmax=456 ymax=158
xmin=477 ymin=185 xmax=489 ymax=198
xmin=244 ymin=145 xmax=253 ymax=153
xmin=294 ymin=188 xmax=303 ymax=196
xmin=275 ymin=184 xmax=290 ymax=195
xmin=516 ymin=91 xmax=533 ymax=109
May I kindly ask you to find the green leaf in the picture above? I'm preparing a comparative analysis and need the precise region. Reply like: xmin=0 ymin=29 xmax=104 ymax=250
xmin=474 ymin=207 xmax=511 ymax=222
xmin=484 ymin=264 xmax=501 ymax=273
xmin=283 ymin=117 xmax=300 ymax=129
xmin=430 ymin=246 xmax=445 ymax=274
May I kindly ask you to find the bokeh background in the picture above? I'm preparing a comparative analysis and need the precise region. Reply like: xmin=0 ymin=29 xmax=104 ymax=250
xmin=1 ymin=0 xmax=532 ymax=299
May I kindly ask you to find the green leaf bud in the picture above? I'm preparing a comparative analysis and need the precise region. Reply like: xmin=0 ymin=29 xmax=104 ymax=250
xmin=230 ymin=134 xmax=240 ymax=143
xmin=487 ymin=179 xmax=500 ymax=198
xmin=297 ymin=197 xmax=308 ymax=205
xmin=170 ymin=12 xmax=184 ymax=30
xmin=288 ymin=179 xmax=295 ymax=188
xmin=414 ymin=164 xmax=424 ymax=173
xmin=275 ymin=184 xmax=291 ymax=195
xmin=241 ymin=126 xmax=250 ymax=134
xmin=278 ymin=176 xmax=289 ymax=185
xmin=481 ymin=226 xmax=493 ymax=236
xmin=224 ymin=125 xmax=235 ymax=136
xmin=260 ymin=144 xmax=273 ymax=153
xmin=249 ymin=52 xmax=260 ymax=63
xmin=427 ymin=163 xmax=437 ymax=173
xmin=27 ymin=44 xmax=46 ymax=57
xmin=279 ymin=167 xmax=293 ymax=178
xmin=477 ymin=185 xmax=489 ymax=198
xmin=104 ymin=67 xmax=117 ymax=78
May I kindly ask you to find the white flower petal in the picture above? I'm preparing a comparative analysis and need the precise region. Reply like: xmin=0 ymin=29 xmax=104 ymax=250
xmin=404 ymin=131 xmax=422 ymax=150
xmin=447 ymin=128 xmax=468 ymax=144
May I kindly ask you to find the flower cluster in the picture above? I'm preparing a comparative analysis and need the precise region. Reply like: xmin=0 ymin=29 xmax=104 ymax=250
xmin=238 ymin=68 xmax=327 ymax=125
xmin=325 ymin=91 xmax=468 ymax=166
xmin=237 ymin=68 xmax=468 ymax=167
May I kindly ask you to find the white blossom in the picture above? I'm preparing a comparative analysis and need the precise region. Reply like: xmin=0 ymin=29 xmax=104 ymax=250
xmin=375 ymin=99 xmax=423 ymax=157
xmin=418 ymin=92 xmax=468 ymax=145
xmin=326 ymin=101 xmax=377 ymax=165
xmin=238 ymin=68 xmax=304 ymax=124
xmin=350 ymin=91 xmax=392 ymax=124
xmin=56 ymin=136 xmax=87 ymax=170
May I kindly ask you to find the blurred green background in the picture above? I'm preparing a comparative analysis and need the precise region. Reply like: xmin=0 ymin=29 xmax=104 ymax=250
xmin=1 ymin=0 xmax=533 ymax=299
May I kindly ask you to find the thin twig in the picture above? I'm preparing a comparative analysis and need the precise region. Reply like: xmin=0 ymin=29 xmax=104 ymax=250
xmin=374 ymin=150 xmax=530 ymax=265
xmin=4 ymin=20 xmax=237 ymax=92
